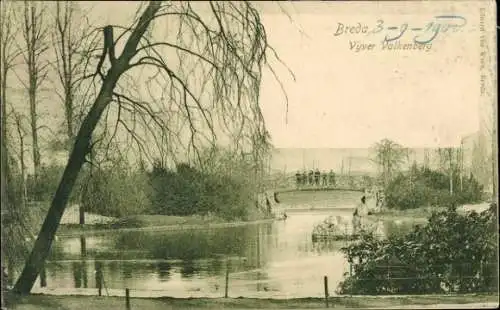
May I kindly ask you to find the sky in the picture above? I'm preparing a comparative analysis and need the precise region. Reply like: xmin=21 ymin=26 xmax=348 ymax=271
xmin=6 ymin=1 xmax=494 ymax=160
xmin=255 ymin=1 xmax=490 ymax=149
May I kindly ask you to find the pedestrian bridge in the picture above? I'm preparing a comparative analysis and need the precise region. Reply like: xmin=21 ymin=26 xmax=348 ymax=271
xmin=265 ymin=177 xmax=384 ymax=215
xmin=270 ymin=173 xmax=371 ymax=194
xmin=274 ymin=186 xmax=365 ymax=194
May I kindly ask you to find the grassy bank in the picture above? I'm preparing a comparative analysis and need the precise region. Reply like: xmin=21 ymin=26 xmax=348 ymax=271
xmin=6 ymin=293 xmax=498 ymax=310
xmin=367 ymin=206 xmax=447 ymax=221
xmin=24 ymin=201 xmax=271 ymax=236
xmin=58 ymin=214 xmax=225 ymax=231
xmin=57 ymin=214 xmax=275 ymax=237
xmin=367 ymin=203 xmax=490 ymax=221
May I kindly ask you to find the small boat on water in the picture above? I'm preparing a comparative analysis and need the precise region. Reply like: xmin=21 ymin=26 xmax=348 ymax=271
xmin=311 ymin=213 xmax=384 ymax=242
xmin=311 ymin=215 xmax=352 ymax=241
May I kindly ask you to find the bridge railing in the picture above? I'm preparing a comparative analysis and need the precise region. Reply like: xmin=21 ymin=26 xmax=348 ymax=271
xmin=269 ymin=174 xmax=371 ymax=192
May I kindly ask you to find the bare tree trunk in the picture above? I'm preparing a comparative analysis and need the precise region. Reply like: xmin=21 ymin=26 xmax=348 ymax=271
xmin=449 ymin=149 xmax=454 ymax=195
xmin=1 ymin=73 xmax=7 ymax=159
xmin=386 ymin=157 xmax=391 ymax=187
xmin=450 ymin=168 xmax=454 ymax=195
xmin=407 ymin=149 xmax=413 ymax=190
xmin=348 ymin=157 xmax=352 ymax=176
xmin=438 ymin=148 xmax=455 ymax=195
xmin=29 ymin=89 xmax=41 ymax=179
xmin=423 ymin=149 xmax=429 ymax=170
xmin=460 ymin=141 xmax=464 ymax=192
xmin=1 ymin=73 xmax=7 ymax=143
xmin=12 ymin=2 xmax=162 ymax=294
xmin=24 ymin=4 xmax=44 ymax=181
xmin=15 ymin=115 xmax=27 ymax=206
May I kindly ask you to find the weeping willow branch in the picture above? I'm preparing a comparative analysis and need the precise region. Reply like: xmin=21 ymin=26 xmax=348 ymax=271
xmin=97 ymin=1 xmax=290 ymax=173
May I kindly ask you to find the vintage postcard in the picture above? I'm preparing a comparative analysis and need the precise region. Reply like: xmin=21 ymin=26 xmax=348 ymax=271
xmin=1 ymin=1 xmax=498 ymax=309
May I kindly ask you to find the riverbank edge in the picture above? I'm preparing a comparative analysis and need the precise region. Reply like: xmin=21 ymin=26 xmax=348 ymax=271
xmin=5 ymin=292 xmax=499 ymax=309
xmin=54 ymin=203 xmax=481 ymax=238
xmin=55 ymin=205 xmax=444 ymax=237
xmin=57 ymin=218 xmax=277 ymax=237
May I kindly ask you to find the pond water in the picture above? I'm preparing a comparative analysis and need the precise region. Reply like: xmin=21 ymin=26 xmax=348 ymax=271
xmin=29 ymin=190 xmax=419 ymax=298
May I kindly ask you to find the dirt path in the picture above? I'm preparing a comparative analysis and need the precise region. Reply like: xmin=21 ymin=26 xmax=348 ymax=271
xmin=5 ymin=293 xmax=498 ymax=310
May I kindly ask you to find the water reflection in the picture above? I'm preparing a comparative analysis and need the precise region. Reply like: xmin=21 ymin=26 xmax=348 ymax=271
xmin=71 ymin=261 xmax=88 ymax=288
xmin=121 ymin=261 xmax=134 ymax=280
xmin=29 ymin=192 xmax=422 ymax=298
xmin=110 ymin=227 xmax=255 ymax=262
xmin=80 ymin=235 xmax=87 ymax=257
xmin=180 ymin=260 xmax=197 ymax=278
xmin=95 ymin=261 xmax=103 ymax=291
xmin=157 ymin=261 xmax=172 ymax=281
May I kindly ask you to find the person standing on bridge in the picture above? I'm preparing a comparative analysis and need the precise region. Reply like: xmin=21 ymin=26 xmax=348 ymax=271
xmin=328 ymin=170 xmax=336 ymax=187
xmin=308 ymin=170 xmax=314 ymax=186
xmin=322 ymin=172 xmax=328 ymax=187
xmin=295 ymin=171 xmax=302 ymax=188
xmin=314 ymin=168 xmax=321 ymax=186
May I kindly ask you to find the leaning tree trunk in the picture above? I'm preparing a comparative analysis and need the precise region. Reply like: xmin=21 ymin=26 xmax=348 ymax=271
xmin=12 ymin=1 xmax=161 ymax=294
xmin=449 ymin=169 xmax=453 ymax=195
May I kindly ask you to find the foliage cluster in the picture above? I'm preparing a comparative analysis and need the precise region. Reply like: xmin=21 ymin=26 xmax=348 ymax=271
xmin=148 ymin=157 xmax=263 ymax=221
xmin=337 ymin=205 xmax=498 ymax=295
xmin=22 ymin=148 xmax=267 ymax=222
xmin=385 ymin=166 xmax=484 ymax=210
xmin=80 ymin=162 xmax=150 ymax=218
xmin=21 ymin=163 xmax=88 ymax=204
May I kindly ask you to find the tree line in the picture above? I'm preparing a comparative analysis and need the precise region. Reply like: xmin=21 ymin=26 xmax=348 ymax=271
xmin=371 ymin=138 xmax=490 ymax=208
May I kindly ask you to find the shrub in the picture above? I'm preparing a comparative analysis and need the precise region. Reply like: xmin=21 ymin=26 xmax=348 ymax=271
xmin=385 ymin=174 xmax=426 ymax=210
xmin=147 ymin=162 xmax=203 ymax=216
xmin=81 ymin=164 xmax=150 ymax=218
xmin=147 ymin=161 xmax=256 ymax=221
xmin=26 ymin=164 xmax=63 ymax=202
xmin=147 ymin=145 xmax=266 ymax=221
xmin=385 ymin=167 xmax=484 ymax=210
xmin=337 ymin=205 xmax=498 ymax=294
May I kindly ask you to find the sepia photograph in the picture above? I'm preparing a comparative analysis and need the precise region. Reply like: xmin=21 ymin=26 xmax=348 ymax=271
xmin=1 ymin=1 xmax=498 ymax=309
